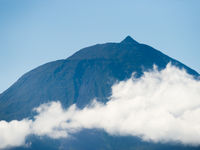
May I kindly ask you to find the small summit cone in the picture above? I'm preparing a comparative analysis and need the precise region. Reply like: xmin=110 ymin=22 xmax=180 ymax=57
xmin=120 ymin=36 xmax=139 ymax=44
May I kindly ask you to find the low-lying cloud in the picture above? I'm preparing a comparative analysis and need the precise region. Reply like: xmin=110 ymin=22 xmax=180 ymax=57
xmin=1 ymin=64 xmax=200 ymax=149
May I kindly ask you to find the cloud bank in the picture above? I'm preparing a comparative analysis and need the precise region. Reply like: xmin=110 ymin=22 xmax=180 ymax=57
xmin=1 ymin=64 xmax=200 ymax=149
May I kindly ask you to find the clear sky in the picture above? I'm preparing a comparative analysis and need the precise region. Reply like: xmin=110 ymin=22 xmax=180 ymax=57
xmin=0 ymin=0 xmax=200 ymax=93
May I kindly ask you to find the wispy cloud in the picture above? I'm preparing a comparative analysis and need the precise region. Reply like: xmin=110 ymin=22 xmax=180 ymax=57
xmin=1 ymin=64 xmax=200 ymax=149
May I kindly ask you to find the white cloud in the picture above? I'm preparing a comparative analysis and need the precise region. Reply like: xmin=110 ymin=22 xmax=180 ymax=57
xmin=0 ymin=119 xmax=31 ymax=149
xmin=0 ymin=64 xmax=200 ymax=149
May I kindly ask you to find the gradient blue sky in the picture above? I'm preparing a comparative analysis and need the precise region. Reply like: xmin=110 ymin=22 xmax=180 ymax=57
xmin=0 ymin=0 xmax=200 ymax=93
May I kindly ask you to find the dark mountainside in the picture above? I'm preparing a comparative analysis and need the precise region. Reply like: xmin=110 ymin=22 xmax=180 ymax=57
xmin=1 ymin=36 xmax=200 ymax=150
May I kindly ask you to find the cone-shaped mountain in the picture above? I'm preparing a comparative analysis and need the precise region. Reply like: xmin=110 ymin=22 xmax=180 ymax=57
xmin=0 ymin=36 xmax=198 ymax=121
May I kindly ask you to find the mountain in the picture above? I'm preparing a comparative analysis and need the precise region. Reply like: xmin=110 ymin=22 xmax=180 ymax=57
xmin=0 ymin=36 xmax=199 ymax=150
xmin=0 ymin=36 xmax=198 ymax=121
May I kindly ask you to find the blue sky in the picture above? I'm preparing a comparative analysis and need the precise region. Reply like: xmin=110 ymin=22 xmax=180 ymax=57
xmin=0 ymin=0 xmax=200 ymax=93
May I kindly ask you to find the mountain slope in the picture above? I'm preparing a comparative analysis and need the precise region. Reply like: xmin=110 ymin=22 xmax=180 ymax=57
xmin=0 ymin=36 xmax=198 ymax=121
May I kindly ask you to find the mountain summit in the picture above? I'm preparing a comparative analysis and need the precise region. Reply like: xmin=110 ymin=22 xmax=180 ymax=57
xmin=120 ymin=35 xmax=139 ymax=44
